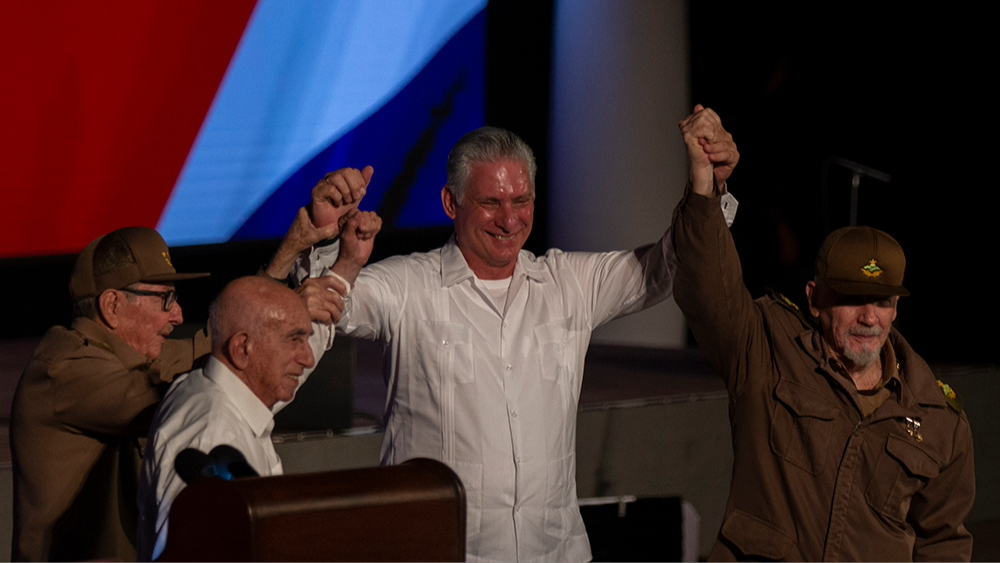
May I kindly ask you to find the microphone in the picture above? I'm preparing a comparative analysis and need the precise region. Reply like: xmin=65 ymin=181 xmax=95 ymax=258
xmin=174 ymin=448 xmax=215 ymax=484
xmin=208 ymin=445 xmax=259 ymax=480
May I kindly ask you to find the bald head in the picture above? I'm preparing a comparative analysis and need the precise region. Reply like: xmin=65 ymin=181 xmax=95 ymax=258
xmin=209 ymin=277 xmax=294 ymax=351
xmin=208 ymin=277 xmax=314 ymax=408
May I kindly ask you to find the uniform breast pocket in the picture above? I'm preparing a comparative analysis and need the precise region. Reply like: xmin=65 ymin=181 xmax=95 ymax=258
xmin=417 ymin=321 xmax=475 ymax=384
xmin=865 ymin=433 xmax=940 ymax=526
xmin=769 ymin=379 xmax=840 ymax=475
xmin=534 ymin=318 xmax=576 ymax=383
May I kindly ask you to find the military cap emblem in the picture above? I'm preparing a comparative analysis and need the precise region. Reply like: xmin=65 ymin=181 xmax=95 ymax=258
xmin=861 ymin=259 xmax=882 ymax=278
xmin=162 ymin=252 xmax=173 ymax=268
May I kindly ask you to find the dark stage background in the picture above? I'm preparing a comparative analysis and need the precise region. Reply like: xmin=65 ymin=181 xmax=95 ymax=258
xmin=2 ymin=1 xmax=995 ymax=365
xmin=688 ymin=2 xmax=997 ymax=364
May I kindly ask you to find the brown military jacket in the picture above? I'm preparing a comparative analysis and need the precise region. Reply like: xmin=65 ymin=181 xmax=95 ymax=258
xmin=10 ymin=317 xmax=210 ymax=561
xmin=672 ymin=191 xmax=975 ymax=561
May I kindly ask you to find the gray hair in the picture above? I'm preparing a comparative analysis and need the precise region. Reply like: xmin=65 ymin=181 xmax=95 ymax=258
xmin=445 ymin=126 xmax=537 ymax=204
xmin=74 ymin=282 xmax=139 ymax=320
xmin=207 ymin=294 xmax=227 ymax=347
xmin=73 ymin=297 xmax=98 ymax=320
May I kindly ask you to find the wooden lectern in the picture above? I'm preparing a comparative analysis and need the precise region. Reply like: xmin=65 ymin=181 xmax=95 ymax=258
xmin=159 ymin=458 xmax=466 ymax=562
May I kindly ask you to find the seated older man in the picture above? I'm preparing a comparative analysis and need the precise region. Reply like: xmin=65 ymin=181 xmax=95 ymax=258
xmin=137 ymin=210 xmax=380 ymax=561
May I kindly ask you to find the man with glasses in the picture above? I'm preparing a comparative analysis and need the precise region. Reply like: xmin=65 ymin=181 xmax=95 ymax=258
xmin=10 ymin=227 xmax=213 ymax=562
xmin=9 ymin=172 xmax=365 ymax=562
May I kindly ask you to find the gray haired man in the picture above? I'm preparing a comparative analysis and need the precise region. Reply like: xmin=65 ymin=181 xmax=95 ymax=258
xmin=299 ymin=116 xmax=740 ymax=561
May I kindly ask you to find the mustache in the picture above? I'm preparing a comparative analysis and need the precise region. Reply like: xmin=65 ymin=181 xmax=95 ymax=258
xmin=847 ymin=326 xmax=883 ymax=337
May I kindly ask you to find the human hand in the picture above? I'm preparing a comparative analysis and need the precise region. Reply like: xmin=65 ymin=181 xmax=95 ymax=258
xmin=297 ymin=276 xmax=348 ymax=325
xmin=310 ymin=166 xmax=374 ymax=228
xmin=331 ymin=209 xmax=383 ymax=285
xmin=263 ymin=207 xmax=341 ymax=280
xmin=679 ymin=105 xmax=739 ymax=196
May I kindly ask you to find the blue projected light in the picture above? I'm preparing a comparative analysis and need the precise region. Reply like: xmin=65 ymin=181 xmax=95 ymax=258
xmin=158 ymin=0 xmax=487 ymax=246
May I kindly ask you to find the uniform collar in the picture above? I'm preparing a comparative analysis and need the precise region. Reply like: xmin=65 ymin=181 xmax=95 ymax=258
xmin=795 ymin=320 xmax=947 ymax=414
xmin=440 ymin=234 xmax=547 ymax=288
xmin=203 ymin=356 xmax=275 ymax=439
xmin=72 ymin=316 xmax=153 ymax=370
xmin=818 ymin=335 xmax=901 ymax=393
xmin=889 ymin=331 xmax=948 ymax=411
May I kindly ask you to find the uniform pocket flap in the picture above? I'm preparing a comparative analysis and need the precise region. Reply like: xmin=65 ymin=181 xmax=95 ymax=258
xmin=885 ymin=433 xmax=940 ymax=479
xmin=720 ymin=509 xmax=796 ymax=560
xmin=774 ymin=379 xmax=839 ymax=420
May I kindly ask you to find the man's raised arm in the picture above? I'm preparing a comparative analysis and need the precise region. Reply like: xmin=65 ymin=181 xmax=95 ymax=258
xmin=672 ymin=105 xmax=760 ymax=395
xmin=678 ymin=104 xmax=740 ymax=197
xmin=263 ymin=166 xmax=373 ymax=281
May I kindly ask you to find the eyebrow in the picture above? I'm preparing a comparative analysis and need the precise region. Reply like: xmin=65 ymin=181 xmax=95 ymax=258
xmin=288 ymin=328 xmax=310 ymax=339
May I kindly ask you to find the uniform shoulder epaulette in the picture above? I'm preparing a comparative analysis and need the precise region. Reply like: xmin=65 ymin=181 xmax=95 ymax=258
xmin=765 ymin=288 xmax=816 ymax=328
xmin=83 ymin=338 xmax=114 ymax=354
xmin=937 ymin=380 xmax=964 ymax=414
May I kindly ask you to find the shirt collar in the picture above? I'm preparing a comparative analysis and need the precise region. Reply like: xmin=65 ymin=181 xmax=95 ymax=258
xmin=72 ymin=316 xmax=152 ymax=370
xmin=820 ymin=335 xmax=900 ymax=393
xmin=203 ymin=356 xmax=275 ymax=438
xmin=879 ymin=339 xmax=901 ymax=392
xmin=889 ymin=331 xmax=948 ymax=411
xmin=440 ymin=234 xmax=547 ymax=287
xmin=441 ymin=235 xmax=475 ymax=287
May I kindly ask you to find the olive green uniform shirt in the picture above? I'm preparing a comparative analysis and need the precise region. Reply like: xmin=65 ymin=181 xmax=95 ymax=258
xmin=10 ymin=318 xmax=209 ymax=561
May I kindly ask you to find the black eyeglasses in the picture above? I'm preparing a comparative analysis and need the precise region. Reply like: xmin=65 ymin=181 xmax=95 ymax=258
xmin=121 ymin=288 xmax=178 ymax=312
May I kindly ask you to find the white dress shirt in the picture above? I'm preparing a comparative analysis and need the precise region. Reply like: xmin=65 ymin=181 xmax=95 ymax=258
xmin=298 ymin=195 xmax=736 ymax=562
xmin=137 ymin=322 xmax=333 ymax=561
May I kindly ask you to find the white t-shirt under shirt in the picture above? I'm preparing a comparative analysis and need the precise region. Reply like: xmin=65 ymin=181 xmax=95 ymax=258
xmin=476 ymin=276 xmax=512 ymax=311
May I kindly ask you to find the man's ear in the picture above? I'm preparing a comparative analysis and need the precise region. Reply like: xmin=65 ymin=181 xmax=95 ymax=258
xmin=98 ymin=290 xmax=122 ymax=329
xmin=227 ymin=332 xmax=252 ymax=371
xmin=441 ymin=186 xmax=458 ymax=220
xmin=804 ymin=281 xmax=820 ymax=318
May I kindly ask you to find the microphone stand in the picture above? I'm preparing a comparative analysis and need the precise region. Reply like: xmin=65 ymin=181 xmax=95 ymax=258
xmin=820 ymin=156 xmax=891 ymax=230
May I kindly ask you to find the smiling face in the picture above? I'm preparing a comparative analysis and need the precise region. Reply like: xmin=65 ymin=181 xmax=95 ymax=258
xmin=806 ymin=280 xmax=898 ymax=370
xmin=442 ymin=159 xmax=534 ymax=279
xmin=243 ymin=292 xmax=315 ymax=408
xmin=110 ymin=282 xmax=183 ymax=359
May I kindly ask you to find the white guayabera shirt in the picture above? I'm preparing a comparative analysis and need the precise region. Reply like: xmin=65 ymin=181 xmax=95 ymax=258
xmin=301 ymin=195 xmax=736 ymax=562
xmin=137 ymin=322 xmax=334 ymax=561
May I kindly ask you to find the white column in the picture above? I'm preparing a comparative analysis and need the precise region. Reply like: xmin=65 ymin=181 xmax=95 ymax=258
xmin=549 ymin=0 xmax=691 ymax=348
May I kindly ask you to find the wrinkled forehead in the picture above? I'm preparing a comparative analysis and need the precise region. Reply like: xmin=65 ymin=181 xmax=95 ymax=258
xmin=282 ymin=297 xmax=313 ymax=335
xmin=258 ymin=293 xmax=309 ymax=329
xmin=467 ymin=159 xmax=535 ymax=196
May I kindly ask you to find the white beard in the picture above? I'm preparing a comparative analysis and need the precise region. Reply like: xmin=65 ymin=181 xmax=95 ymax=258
xmin=843 ymin=346 xmax=880 ymax=368
xmin=841 ymin=326 xmax=883 ymax=368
